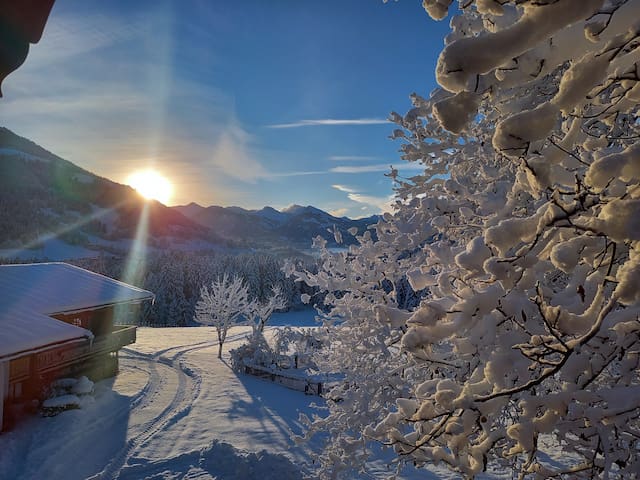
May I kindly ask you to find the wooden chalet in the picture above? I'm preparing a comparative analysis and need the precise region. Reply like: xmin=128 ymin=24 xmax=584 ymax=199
xmin=0 ymin=262 xmax=154 ymax=431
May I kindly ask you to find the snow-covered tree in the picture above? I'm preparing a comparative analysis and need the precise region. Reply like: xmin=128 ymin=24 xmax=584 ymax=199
xmin=247 ymin=285 xmax=288 ymax=335
xmin=195 ymin=274 xmax=251 ymax=359
xmin=229 ymin=285 xmax=289 ymax=372
xmin=299 ymin=1 xmax=640 ymax=478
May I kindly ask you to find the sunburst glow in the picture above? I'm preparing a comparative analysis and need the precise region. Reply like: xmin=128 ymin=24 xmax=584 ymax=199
xmin=126 ymin=170 xmax=173 ymax=204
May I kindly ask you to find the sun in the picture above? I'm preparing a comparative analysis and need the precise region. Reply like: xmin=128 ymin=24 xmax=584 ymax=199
xmin=126 ymin=169 xmax=173 ymax=204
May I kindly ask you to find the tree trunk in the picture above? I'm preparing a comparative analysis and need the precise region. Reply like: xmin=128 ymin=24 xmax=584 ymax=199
xmin=217 ymin=327 xmax=225 ymax=359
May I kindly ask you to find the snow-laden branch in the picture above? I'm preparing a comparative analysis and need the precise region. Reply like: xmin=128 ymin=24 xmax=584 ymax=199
xmin=297 ymin=1 xmax=640 ymax=478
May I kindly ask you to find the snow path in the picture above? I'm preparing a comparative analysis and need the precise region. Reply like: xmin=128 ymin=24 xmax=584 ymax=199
xmin=98 ymin=341 xmax=209 ymax=479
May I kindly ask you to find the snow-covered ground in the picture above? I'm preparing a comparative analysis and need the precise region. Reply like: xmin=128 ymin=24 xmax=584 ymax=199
xmin=0 ymin=312 xmax=523 ymax=479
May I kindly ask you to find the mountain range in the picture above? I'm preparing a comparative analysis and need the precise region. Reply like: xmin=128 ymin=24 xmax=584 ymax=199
xmin=173 ymin=203 xmax=377 ymax=249
xmin=0 ymin=127 xmax=377 ymax=259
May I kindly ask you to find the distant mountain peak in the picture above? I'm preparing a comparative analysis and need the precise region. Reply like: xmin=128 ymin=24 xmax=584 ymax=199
xmin=282 ymin=204 xmax=304 ymax=213
xmin=259 ymin=206 xmax=279 ymax=213
xmin=282 ymin=204 xmax=326 ymax=216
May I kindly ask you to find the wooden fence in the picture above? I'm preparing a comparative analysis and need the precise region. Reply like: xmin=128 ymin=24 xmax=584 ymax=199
xmin=243 ymin=364 xmax=324 ymax=396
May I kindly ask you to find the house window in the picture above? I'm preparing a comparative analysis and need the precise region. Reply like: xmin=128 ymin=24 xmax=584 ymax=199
xmin=72 ymin=318 xmax=83 ymax=327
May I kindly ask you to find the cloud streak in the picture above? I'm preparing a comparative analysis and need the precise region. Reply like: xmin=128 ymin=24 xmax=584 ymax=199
xmin=347 ymin=193 xmax=394 ymax=212
xmin=269 ymin=170 xmax=327 ymax=178
xmin=332 ymin=184 xmax=358 ymax=193
xmin=266 ymin=118 xmax=389 ymax=129
xmin=328 ymin=155 xmax=378 ymax=161
xmin=264 ymin=161 xmax=424 ymax=179
xmin=330 ymin=163 xmax=424 ymax=174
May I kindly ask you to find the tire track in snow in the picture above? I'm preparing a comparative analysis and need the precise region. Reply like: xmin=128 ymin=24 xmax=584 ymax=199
xmin=118 ymin=356 xmax=161 ymax=414
xmin=96 ymin=340 xmax=214 ymax=480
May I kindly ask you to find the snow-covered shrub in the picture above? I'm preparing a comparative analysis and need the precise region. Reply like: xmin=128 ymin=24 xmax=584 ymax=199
xmin=41 ymin=376 xmax=95 ymax=417
xmin=41 ymin=395 xmax=81 ymax=417
xmin=297 ymin=1 xmax=640 ymax=478
xmin=246 ymin=285 xmax=288 ymax=335
xmin=49 ymin=376 xmax=94 ymax=398
xmin=229 ymin=334 xmax=275 ymax=372
xmin=271 ymin=327 xmax=322 ymax=371
xmin=230 ymin=286 xmax=289 ymax=371
xmin=230 ymin=327 xmax=323 ymax=374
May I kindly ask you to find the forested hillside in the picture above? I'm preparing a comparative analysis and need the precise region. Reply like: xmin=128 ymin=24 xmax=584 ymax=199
xmin=71 ymin=251 xmax=318 ymax=327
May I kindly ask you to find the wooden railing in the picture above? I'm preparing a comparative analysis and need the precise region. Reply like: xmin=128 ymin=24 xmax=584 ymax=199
xmin=100 ymin=326 xmax=137 ymax=352
xmin=34 ymin=326 xmax=137 ymax=375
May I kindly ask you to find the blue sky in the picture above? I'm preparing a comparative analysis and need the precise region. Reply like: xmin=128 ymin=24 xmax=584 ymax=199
xmin=2 ymin=0 xmax=449 ymax=217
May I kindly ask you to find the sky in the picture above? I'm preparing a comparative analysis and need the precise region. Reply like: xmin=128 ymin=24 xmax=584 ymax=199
xmin=1 ymin=0 xmax=450 ymax=218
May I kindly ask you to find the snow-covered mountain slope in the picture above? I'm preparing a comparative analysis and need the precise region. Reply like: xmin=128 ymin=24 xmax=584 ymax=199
xmin=0 ymin=126 xmax=376 ymax=257
xmin=173 ymin=202 xmax=379 ymax=249
xmin=0 ymin=127 xmax=220 ymax=255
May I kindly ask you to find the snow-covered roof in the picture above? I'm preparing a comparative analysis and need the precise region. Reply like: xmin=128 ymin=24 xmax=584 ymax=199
xmin=0 ymin=309 xmax=88 ymax=359
xmin=0 ymin=263 xmax=154 ymax=360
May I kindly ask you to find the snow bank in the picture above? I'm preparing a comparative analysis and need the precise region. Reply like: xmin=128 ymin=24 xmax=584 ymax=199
xmin=41 ymin=395 xmax=81 ymax=409
xmin=117 ymin=440 xmax=302 ymax=480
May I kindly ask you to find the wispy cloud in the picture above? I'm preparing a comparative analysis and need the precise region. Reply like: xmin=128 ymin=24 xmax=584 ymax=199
xmin=25 ymin=13 xmax=144 ymax=67
xmin=3 ymin=8 xmax=278 ymax=197
xmin=330 ymin=163 xmax=424 ymax=174
xmin=332 ymin=184 xmax=358 ymax=193
xmin=331 ymin=184 xmax=393 ymax=213
xmin=329 ymin=207 xmax=350 ymax=217
xmin=266 ymin=118 xmax=388 ymax=129
xmin=269 ymin=170 xmax=327 ymax=178
xmin=209 ymin=123 xmax=268 ymax=183
xmin=328 ymin=155 xmax=378 ymax=161
xmin=348 ymin=193 xmax=394 ymax=213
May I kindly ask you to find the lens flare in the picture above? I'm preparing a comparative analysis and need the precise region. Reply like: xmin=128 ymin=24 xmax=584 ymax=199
xmin=126 ymin=170 xmax=173 ymax=204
